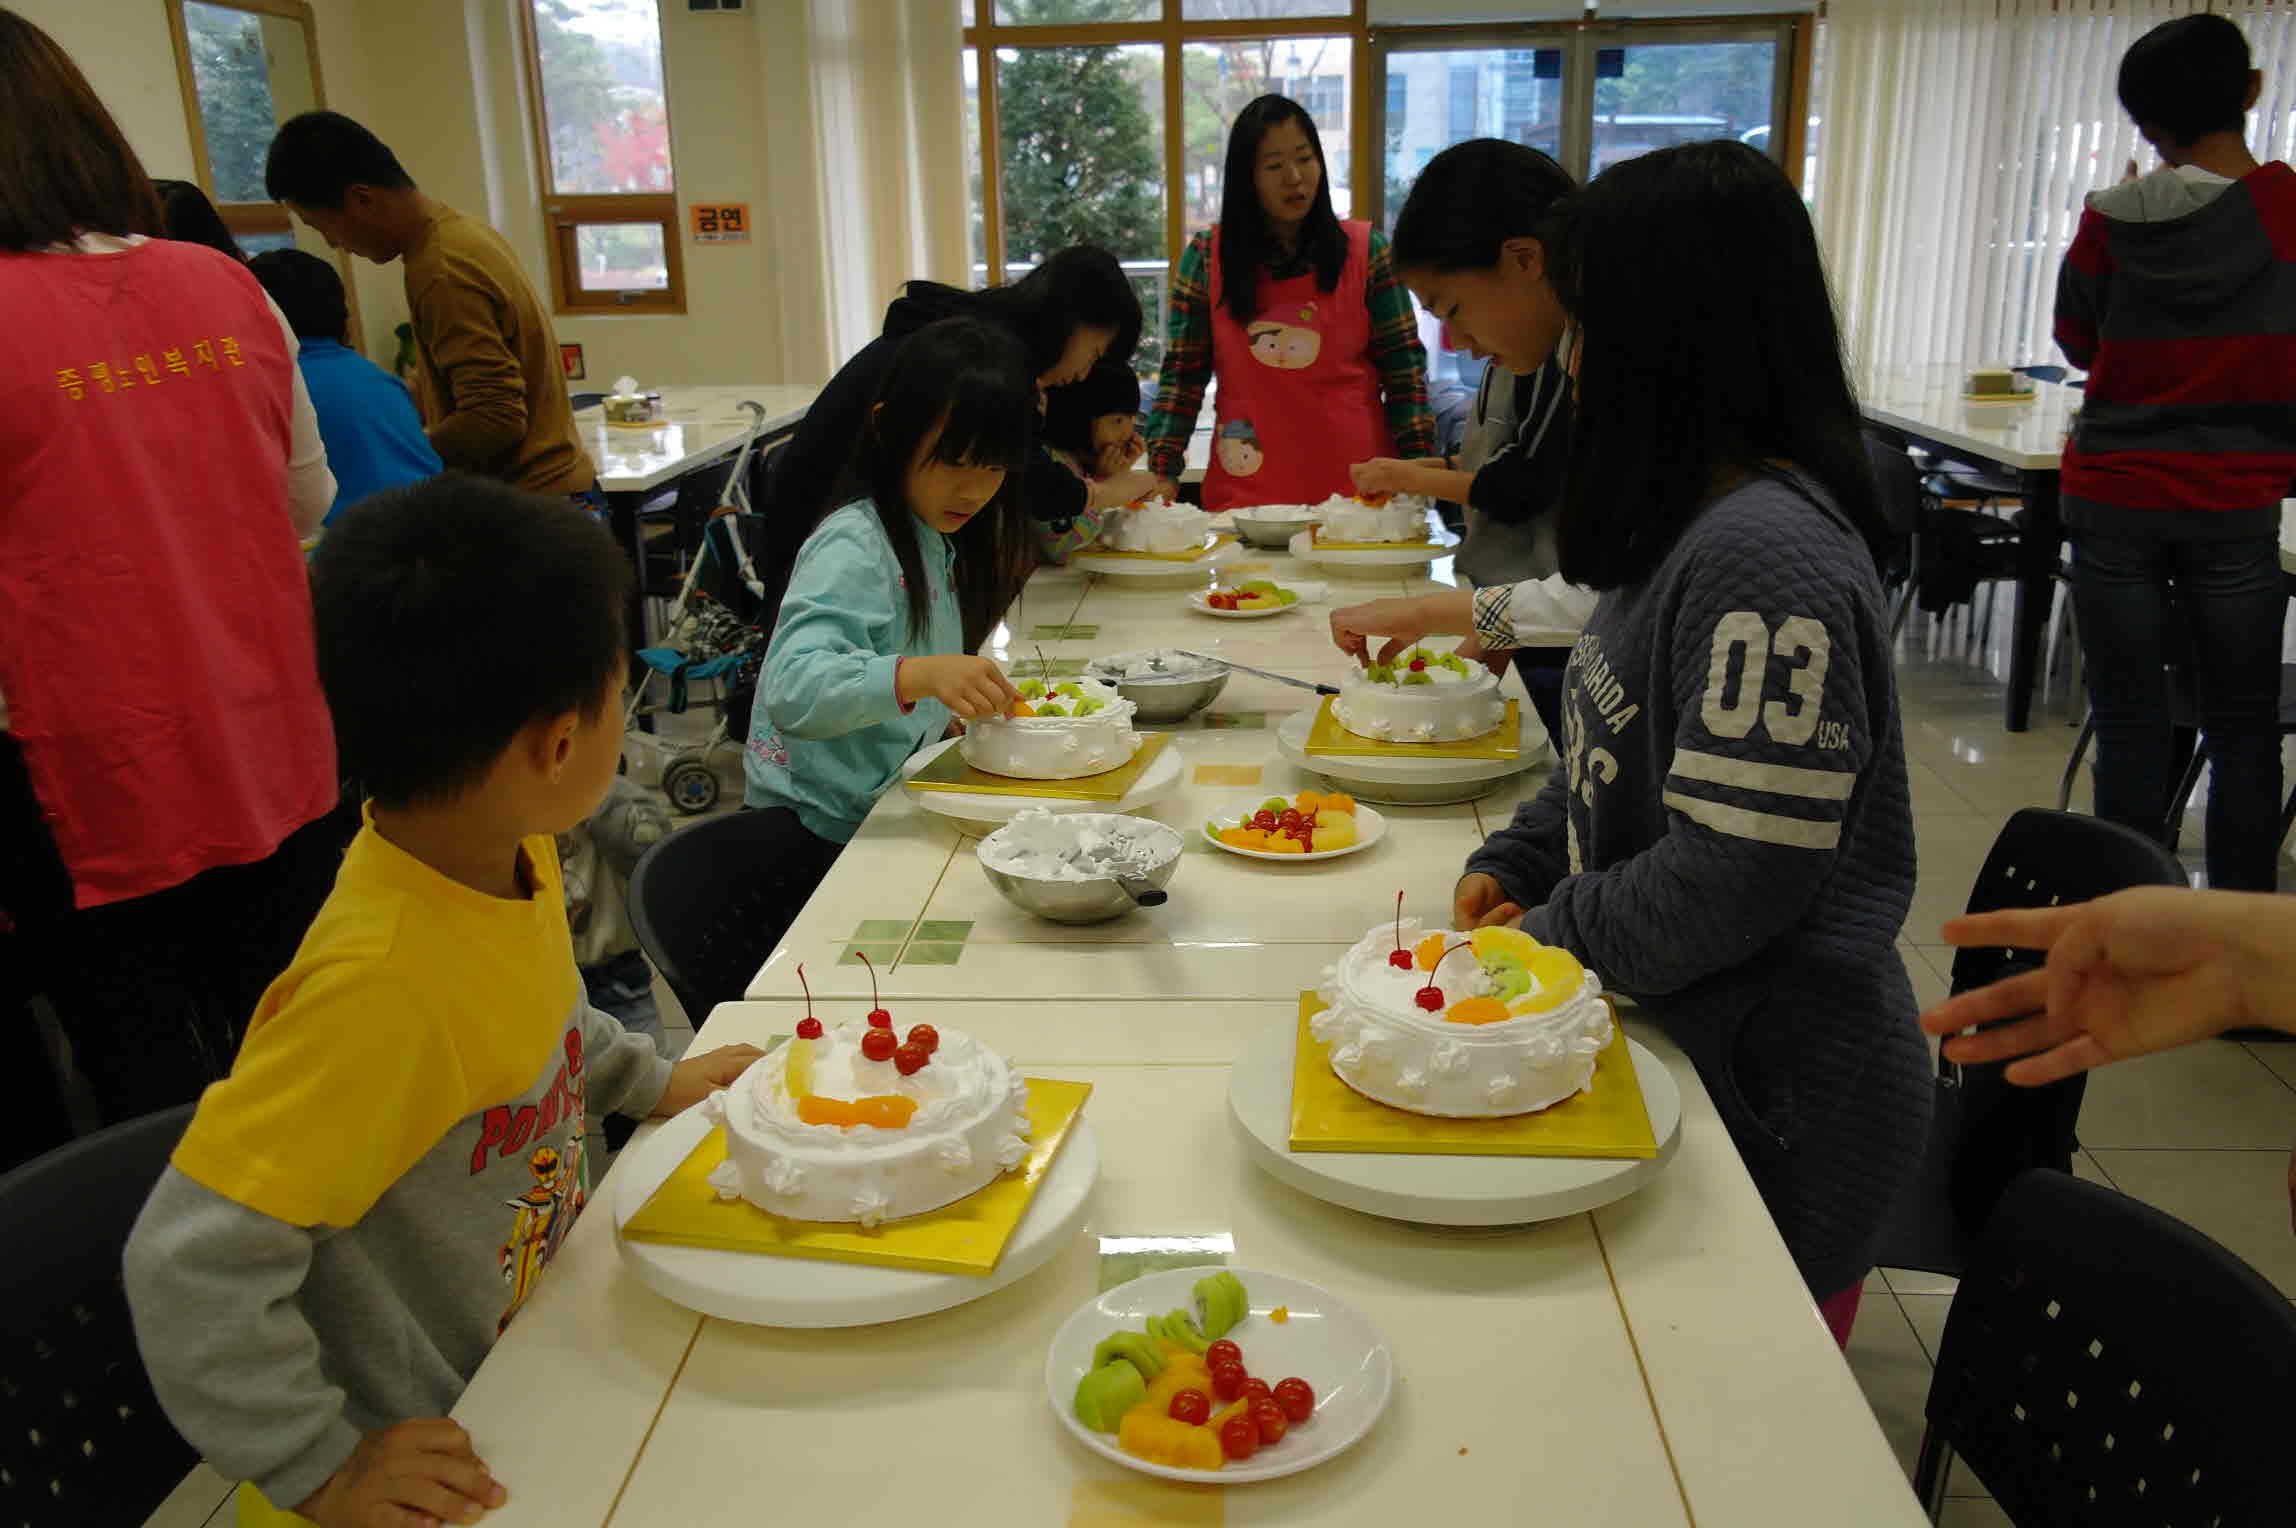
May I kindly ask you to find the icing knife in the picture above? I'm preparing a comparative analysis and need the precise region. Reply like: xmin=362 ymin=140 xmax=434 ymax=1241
xmin=1175 ymin=653 xmax=1339 ymax=696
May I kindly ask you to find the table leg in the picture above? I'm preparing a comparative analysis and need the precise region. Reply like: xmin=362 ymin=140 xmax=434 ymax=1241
xmin=607 ymin=488 xmax=652 ymax=732
xmin=2006 ymin=469 xmax=2063 ymax=733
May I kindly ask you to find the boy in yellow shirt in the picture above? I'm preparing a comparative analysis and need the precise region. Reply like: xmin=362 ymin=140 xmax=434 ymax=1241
xmin=125 ymin=477 xmax=761 ymax=1526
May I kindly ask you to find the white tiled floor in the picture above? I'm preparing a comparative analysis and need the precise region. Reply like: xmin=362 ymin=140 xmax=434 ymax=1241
xmin=1842 ymin=618 xmax=2296 ymax=1508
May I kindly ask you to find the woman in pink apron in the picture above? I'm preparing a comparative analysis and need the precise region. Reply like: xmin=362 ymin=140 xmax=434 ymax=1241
xmin=1145 ymin=95 xmax=1435 ymax=512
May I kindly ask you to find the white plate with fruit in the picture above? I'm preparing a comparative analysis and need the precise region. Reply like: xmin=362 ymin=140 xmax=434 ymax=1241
xmin=1048 ymin=1267 xmax=1394 ymax=1483
xmin=1187 ymin=579 xmax=1322 ymax=618
xmin=1204 ymin=791 xmax=1385 ymax=861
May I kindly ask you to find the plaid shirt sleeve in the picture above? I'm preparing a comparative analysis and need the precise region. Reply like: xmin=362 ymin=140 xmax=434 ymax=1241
xmin=1145 ymin=230 xmax=1216 ymax=481
xmin=1364 ymin=230 xmax=1435 ymax=459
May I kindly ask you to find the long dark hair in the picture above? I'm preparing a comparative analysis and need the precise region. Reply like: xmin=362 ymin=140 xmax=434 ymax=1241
xmin=1545 ymin=141 xmax=1886 ymax=591
xmin=909 ymin=246 xmax=1142 ymax=380
xmin=1389 ymin=138 xmax=1575 ymax=273
xmin=154 ymin=179 xmax=245 ymax=262
xmin=0 ymin=10 xmax=163 ymax=252
xmin=855 ymin=317 xmax=1036 ymax=645
xmin=1219 ymin=96 xmax=1346 ymax=323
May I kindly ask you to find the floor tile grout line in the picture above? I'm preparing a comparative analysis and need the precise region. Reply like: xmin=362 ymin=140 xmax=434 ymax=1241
xmin=598 ymin=1314 xmax=705 ymax=1528
xmin=1587 ymin=1213 xmax=1698 ymax=1528
xmin=2230 ymin=1041 xmax=2296 ymax=1100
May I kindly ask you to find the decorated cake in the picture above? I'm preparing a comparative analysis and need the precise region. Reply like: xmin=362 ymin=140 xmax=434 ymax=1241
xmin=961 ymin=676 xmax=1142 ymax=779
xmin=1097 ymin=498 xmax=1212 ymax=556
xmin=1312 ymin=911 xmax=1610 ymax=1118
xmin=1332 ymin=647 xmax=1505 ymax=743
xmin=1310 ymin=494 xmax=1430 ymax=545
xmin=703 ymin=975 xmax=1033 ymax=1227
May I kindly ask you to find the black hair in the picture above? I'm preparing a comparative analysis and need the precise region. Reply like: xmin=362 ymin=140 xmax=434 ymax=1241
xmin=1219 ymin=96 xmax=1346 ymax=324
xmin=1389 ymin=137 xmax=1576 ymax=273
xmin=2118 ymin=14 xmax=2253 ymax=145
xmin=905 ymin=246 xmax=1141 ymax=381
xmin=153 ymin=179 xmax=244 ymax=261
xmin=247 ymin=248 xmax=348 ymax=341
xmin=1040 ymin=358 xmax=1143 ymax=457
xmin=264 ymin=110 xmax=415 ymax=209
xmin=1544 ymin=141 xmax=1887 ymax=591
xmin=854 ymin=317 xmax=1036 ymax=644
xmin=310 ymin=475 xmax=632 ymax=809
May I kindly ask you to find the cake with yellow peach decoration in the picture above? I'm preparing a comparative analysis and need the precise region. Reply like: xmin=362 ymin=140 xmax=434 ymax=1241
xmin=1311 ymin=913 xmax=1610 ymax=1117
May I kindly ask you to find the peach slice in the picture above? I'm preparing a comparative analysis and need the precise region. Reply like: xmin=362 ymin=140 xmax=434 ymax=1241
xmin=1444 ymin=996 xmax=1511 ymax=1026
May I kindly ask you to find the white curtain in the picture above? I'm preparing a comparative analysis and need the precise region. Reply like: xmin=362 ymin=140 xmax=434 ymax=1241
xmin=761 ymin=0 xmax=975 ymax=379
xmin=1815 ymin=0 xmax=2296 ymax=377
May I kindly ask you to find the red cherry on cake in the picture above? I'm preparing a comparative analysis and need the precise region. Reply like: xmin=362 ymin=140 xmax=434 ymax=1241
xmin=906 ymin=1024 xmax=940 ymax=1053
xmin=860 ymin=1028 xmax=898 ymax=1063
xmin=1414 ymin=986 xmax=1445 ymax=1011
xmin=1387 ymin=949 xmax=1415 ymax=970
xmin=866 ymin=1010 xmax=893 ymax=1029
xmin=893 ymin=1042 xmax=930 ymax=1075
xmin=1408 ymin=656 xmax=1427 ymax=672
xmin=795 ymin=1017 xmax=823 ymax=1040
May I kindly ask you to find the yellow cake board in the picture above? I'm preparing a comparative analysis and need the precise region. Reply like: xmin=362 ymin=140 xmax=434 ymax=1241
xmin=623 ymin=1078 xmax=1091 ymax=1275
xmin=903 ymin=731 xmax=1172 ymax=801
xmin=1288 ymin=997 xmax=1656 ymax=1158
xmin=1086 ymin=533 xmax=1235 ymax=562
xmin=1304 ymin=697 xmax=1521 ymax=760
xmin=1310 ymin=536 xmax=1438 ymax=551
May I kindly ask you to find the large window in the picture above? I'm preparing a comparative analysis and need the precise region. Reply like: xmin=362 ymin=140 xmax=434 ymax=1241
xmin=965 ymin=3 xmax=1809 ymax=380
xmin=519 ymin=0 xmax=684 ymax=314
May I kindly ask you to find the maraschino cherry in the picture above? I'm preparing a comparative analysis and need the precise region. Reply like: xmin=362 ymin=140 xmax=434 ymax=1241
xmin=859 ymin=950 xmax=893 ymax=1028
xmin=1415 ymin=939 xmax=1470 ymax=1011
xmin=1386 ymin=892 xmax=1414 ymax=970
xmin=794 ymin=963 xmax=823 ymax=1039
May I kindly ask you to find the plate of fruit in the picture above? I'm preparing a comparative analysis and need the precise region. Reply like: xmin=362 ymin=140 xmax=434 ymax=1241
xmin=1048 ymin=1267 xmax=1394 ymax=1483
xmin=1008 ymin=677 xmax=1118 ymax=717
xmin=1204 ymin=790 xmax=1384 ymax=861
xmin=1189 ymin=579 xmax=1304 ymax=618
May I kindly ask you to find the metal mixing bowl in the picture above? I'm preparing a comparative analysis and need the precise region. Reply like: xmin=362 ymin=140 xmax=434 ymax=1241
xmin=976 ymin=816 xmax=1183 ymax=924
xmin=1230 ymin=508 xmax=1316 ymax=548
xmin=1086 ymin=655 xmax=1231 ymax=723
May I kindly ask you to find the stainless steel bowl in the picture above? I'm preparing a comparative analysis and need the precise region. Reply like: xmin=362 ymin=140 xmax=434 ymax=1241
xmin=976 ymin=817 xmax=1183 ymax=924
xmin=1230 ymin=509 xmax=1316 ymax=548
xmin=1086 ymin=656 xmax=1231 ymax=723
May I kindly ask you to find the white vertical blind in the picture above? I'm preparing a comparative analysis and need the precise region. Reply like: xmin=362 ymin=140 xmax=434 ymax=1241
xmin=1815 ymin=0 xmax=2296 ymax=376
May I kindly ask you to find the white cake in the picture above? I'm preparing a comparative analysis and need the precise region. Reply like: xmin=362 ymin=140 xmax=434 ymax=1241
xmin=1312 ymin=920 xmax=1611 ymax=1118
xmin=1311 ymin=494 xmax=1431 ymax=544
xmin=1332 ymin=647 xmax=1505 ymax=743
xmin=702 ymin=1021 xmax=1033 ymax=1227
xmin=1097 ymin=498 xmax=1210 ymax=556
xmin=961 ymin=676 xmax=1141 ymax=779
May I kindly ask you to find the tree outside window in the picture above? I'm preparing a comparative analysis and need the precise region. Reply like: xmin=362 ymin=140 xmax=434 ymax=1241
xmin=182 ymin=1 xmax=278 ymax=204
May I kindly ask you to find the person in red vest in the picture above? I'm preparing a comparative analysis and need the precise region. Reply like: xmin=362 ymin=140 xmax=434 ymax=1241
xmin=0 ymin=11 xmax=343 ymax=1160
xmin=1144 ymin=95 xmax=1435 ymax=511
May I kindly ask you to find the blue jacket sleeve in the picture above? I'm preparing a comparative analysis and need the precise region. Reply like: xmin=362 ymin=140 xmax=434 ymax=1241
xmin=763 ymin=518 xmax=912 ymax=739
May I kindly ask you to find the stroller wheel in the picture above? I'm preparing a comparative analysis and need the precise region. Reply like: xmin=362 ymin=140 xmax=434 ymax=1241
xmin=662 ymin=758 xmax=722 ymax=815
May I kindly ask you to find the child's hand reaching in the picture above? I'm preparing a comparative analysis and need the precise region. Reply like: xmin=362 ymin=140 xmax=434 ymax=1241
xmin=296 ymin=1418 xmax=505 ymax=1527
xmin=654 ymin=1044 xmax=768 ymax=1117
xmin=1453 ymin=873 xmax=1524 ymax=931
xmin=898 ymin=656 xmax=1023 ymax=721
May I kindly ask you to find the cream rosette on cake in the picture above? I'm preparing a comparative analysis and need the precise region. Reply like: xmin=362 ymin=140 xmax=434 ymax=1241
xmin=961 ymin=676 xmax=1141 ymax=780
xmin=703 ymin=1022 xmax=1032 ymax=1227
xmin=1312 ymin=920 xmax=1610 ymax=1118
xmin=1332 ymin=647 xmax=1506 ymax=743
xmin=1097 ymin=498 xmax=1211 ymax=555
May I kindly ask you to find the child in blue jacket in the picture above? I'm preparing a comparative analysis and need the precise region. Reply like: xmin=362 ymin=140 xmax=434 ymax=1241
xmin=744 ymin=318 xmax=1033 ymax=865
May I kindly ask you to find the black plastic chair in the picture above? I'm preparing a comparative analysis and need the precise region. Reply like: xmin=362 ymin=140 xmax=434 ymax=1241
xmin=627 ymin=810 xmax=837 ymax=1028
xmin=1874 ymin=809 xmax=2185 ymax=1277
xmin=1865 ymin=425 xmax=1923 ymax=639
xmin=1914 ymin=1169 xmax=2296 ymax=1524
xmin=0 ymin=1104 xmax=197 ymax=1526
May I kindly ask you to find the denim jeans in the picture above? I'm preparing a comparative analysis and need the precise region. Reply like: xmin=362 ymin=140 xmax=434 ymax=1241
xmin=2070 ymin=529 xmax=2284 ymax=891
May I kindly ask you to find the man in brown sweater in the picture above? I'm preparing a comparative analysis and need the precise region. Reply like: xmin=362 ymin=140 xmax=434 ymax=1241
xmin=265 ymin=111 xmax=596 ymax=498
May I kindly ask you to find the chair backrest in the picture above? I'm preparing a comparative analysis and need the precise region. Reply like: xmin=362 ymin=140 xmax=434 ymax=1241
xmin=1927 ymin=1169 xmax=2296 ymax=1524
xmin=1862 ymin=425 xmax=1922 ymax=588
xmin=0 ymin=1105 xmax=197 ymax=1526
xmin=1950 ymin=808 xmax=2186 ymax=995
xmin=626 ymin=810 xmax=829 ymax=1026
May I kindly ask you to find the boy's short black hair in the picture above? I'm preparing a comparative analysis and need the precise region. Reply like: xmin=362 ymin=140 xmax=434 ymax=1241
xmin=265 ymin=110 xmax=415 ymax=209
xmin=311 ymin=477 xmax=632 ymax=809
xmin=1040 ymin=358 xmax=1142 ymax=456
xmin=2119 ymin=14 xmax=2252 ymax=145
xmin=248 ymin=249 xmax=348 ymax=341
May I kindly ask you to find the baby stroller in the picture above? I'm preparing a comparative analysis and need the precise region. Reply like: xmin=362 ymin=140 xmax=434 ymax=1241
xmin=622 ymin=401 xmax=775 ymax=814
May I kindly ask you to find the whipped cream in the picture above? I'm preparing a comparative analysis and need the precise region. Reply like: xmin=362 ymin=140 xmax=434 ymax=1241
xmin=1098 ymin=499 xmax=1210 ymax=555
xmin=1088 ymin=649 xmax=1226 ymax=684
xmin=978 ymin=809 xmax=1180 ymax=882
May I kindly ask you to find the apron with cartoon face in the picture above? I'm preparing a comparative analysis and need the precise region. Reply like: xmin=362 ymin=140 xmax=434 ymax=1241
xmin=1203 ymin=220 xmax=1393 ymax=512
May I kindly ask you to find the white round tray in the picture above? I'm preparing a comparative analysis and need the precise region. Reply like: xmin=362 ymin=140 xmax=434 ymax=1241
xmin=904 ymin=735 xmax=1185 ymax=838
xmin=1072 ymin=542 xmax=1240 ymax=581
xmin=1201 ymin=799 xmax=1388 ymax=863
xmin=612 ymin=1102 xmax=1100 ymax=1327
xmin=1225 ymin=1020 xmax=1681 ymax=1226
xmin=1274 ymin=711 xmax=1548 ymax=806
xmin=1286 ymin=531 xmax=1450 ymax=569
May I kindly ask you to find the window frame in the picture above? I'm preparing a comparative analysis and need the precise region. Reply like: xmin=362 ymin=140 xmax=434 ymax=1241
xmin=515 ymin=0 xmax=687 ymax=316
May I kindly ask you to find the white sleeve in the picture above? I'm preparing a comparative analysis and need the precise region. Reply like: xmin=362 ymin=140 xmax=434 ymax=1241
xmin=1473 ymin=576 xmax=1598 ymax=650
xmin=263 ymin=293 xmax=336 ymax=537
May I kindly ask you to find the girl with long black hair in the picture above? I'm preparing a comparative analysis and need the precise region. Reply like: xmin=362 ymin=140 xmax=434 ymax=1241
xmin=1142 ymin=95 xmax=1434 ymax=510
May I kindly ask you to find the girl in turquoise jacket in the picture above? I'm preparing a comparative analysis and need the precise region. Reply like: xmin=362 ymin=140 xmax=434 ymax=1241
xmin=744 ymin=318 xmax=1034 ymax=849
